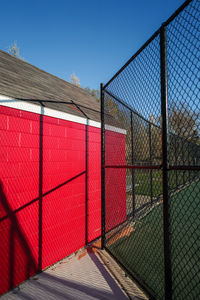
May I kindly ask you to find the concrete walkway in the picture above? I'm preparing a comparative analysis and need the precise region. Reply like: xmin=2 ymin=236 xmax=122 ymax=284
xmin=1 ymin=244 xmax=147 ymax=300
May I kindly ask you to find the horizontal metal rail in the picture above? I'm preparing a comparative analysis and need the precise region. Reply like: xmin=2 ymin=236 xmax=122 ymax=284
xmin=163 ymin=0 xmax=193 ymax=26
xmin=103 ymin=0 xmax=192 ymax=90
xmin=103 ymin=89 xmax=161 ymax=129
xmin=168 ymin=165 xmax=200 ymax=171
xmin=104 ymin=88 xmax=200 ymax=153
xmin=104 ymin=165 xmax=162 ymax=170
xmin=103 ymin=29 xmax=160 ymax=90
xmin=14 ymin=97 xmax=102 ymax=115
xmin=104 ymin=165 xmax=200 ymax=171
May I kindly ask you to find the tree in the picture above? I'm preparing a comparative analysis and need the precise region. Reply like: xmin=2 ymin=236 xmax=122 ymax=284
xmin=105 ymin=95 xmax=151 ymax=163
xmin=169 ymin=102 xmax=199 ymax=141
xmin=149 ymin=115 xmax=162 ymax=162
xmin=70 ymin=72 xmax=80 ymax=87
xmin=7 ymin=41 xmax=23 ymax=59
xmin=84 ymin=87 xmax=100 ymax=101
xmin=159 ymin=103 xmax=200 ymax=165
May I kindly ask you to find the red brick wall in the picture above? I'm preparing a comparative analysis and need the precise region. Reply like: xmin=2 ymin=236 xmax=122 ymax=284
xmin=0 ymin=105 xmax=125 ymax=295
xmin=87 ymin=126 xmax=101 ymax=242
xmin=105 ymin=130 xmax=127 ymax=232
xmin=0 ymin=107 xmax=41 ymax=294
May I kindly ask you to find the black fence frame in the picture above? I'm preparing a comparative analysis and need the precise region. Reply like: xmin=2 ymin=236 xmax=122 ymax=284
xmin=0 ymin=97 xmax=101 ymax=251
xmin=101 ymin=0 xmax=200 ymax=299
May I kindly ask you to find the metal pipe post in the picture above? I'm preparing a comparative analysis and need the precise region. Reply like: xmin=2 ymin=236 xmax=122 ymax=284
xmin=85 ymin=123 xmax=88 ymax=245
xmin=182 ymin=140 xmax=185 ymax=185
xmin=160 ymin=24 xmax=172 ymax=300
xmin=101 ymin=83 xmax=105 ymax=249
xmin=131 ymin=111 xmax=135 ymax=217
xmin=188 ymin=141 xmax=191 ymax=182
xmin=38 ymin=103 xmax=44 ymax=271
xmin=149 ymin=124 xmax=153 ymax=205
xmin=175 ymin=136 xmax=178 ymax=188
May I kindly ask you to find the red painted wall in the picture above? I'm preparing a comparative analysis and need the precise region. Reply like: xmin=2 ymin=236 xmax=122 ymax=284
xmin=87 ymin=126 xmax=101 ymax=242
xmin=105 ymin=130 xmax=127 ymax=232
xmin=0 ymin=105 xmax=125 ymax=295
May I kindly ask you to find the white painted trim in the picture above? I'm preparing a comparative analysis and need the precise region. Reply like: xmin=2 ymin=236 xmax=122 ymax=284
xmin=105 ymin=124 xmax=126 ymax=135
xmin=0 ymin=94 xmax=126 ymax=134
xmin=87 ymin=119 xmax=101 ymax=128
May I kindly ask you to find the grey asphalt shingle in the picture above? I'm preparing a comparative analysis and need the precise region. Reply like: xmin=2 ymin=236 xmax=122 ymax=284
xmin=0 ymin=50 xmax=101 ymax=122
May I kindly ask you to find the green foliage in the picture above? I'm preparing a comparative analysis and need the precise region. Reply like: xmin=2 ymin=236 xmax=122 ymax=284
xmin=84 ymin=87 xmax=100 ymax=101
xmin=7 ymin=41 xmax=23 ymax=59
xmin=169 ymin=102 xmax=199 ymax=142
xmin=69 ymin=75 xmax=100 ymax=102
xmin=70 ymin=72 xmax=80 ymax=87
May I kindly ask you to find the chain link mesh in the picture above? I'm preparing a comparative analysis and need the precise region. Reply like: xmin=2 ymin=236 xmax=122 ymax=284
xmin=103 ymin=0 xmax=200 ymax=299
xmin=167 ymin=1 xmax=200 ymax=298
xmin=0 ymin=100 xmax=102 ymax=295
xmin=104 ymin=35 xmax=165 ymax=299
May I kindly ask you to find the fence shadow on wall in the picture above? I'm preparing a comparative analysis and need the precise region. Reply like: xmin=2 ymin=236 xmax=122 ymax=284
xmin=0 ymin=108 xmax=88 ymax=295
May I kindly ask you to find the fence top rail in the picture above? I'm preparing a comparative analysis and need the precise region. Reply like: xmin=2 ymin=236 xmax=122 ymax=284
xmin=103 ymin=29 xmax=160 ymax=90
xmin=103 ymin=0 xmax=193 ymax=90
xmin=104 ymin=165 xmax=200 ymax=170
xmin=163 ymin=0 xmax=193 ymax=26
xmin=14 ymin=97 xmax=101 ymax=115
xmin=169 ymin=165 xmax=200 ymax=171
xmin=104 ymin=165 xmax=162 ymax=170
xmin=103 ymin=89 xmax=161 ymax=129
xmin=104 ymin=89 xmax=200 ymax=151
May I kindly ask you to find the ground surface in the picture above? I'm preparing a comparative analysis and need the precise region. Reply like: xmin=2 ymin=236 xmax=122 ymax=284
xmin=127 ymin=170 xmax=196 ymax=198
xmin=107 ymin=179 xmax=200 ymax=299
xmin=0 ymin=242 xmax=147 ymax=300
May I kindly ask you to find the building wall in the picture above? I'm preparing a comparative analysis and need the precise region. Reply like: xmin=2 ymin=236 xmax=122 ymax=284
xmin=0 ymin=104 xmax=125 ymax=295
xmin=105 ymin=130 xmax=127 ymax=232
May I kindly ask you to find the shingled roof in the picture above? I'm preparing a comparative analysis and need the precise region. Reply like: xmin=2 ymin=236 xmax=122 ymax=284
xmin=0 ymin=50 xmax=101 ymax=122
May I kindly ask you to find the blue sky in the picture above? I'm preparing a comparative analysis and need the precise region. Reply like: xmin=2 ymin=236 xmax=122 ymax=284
xmin=0 ymin=0 xmax=185 ymax=90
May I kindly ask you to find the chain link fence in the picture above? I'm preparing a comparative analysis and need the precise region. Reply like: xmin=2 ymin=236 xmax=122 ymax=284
xmin=0 ymin=98 xmax=102 ymax=295
xmin=101 ymin=0 xmax=200 ymax=299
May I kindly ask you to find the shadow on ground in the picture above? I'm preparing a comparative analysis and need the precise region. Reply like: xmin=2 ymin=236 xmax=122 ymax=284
xmin=1 ymin=251 xmax=130 ymax=300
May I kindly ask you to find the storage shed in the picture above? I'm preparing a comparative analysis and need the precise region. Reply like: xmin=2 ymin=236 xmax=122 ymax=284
xmin=0 ymin=50 xmax=126 ymax=295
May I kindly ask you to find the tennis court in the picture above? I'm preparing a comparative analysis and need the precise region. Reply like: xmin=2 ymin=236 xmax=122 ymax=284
xmin=126 ymin=170 xmax=197 ymax=198
xmin=106 ymin=179 xmax=200 ymax=299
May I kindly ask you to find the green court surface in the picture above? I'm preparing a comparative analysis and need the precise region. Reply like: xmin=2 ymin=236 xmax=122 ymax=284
xmin=127 ymin=170 xmax=198 ymax=198
xmin=107 ymin=180 xmax=200 ymax=299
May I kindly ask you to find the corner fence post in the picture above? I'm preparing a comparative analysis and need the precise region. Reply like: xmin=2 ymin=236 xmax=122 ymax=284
xmin=175 ymin=137 xmax=178 ymax=188
xmin=131 ymin=111 xmax=135 ymax=217
xmin=160 ymin=25 xmax=172 ymax=300
xmin=101 ymin=83 xmax=105 ymax=249
xmin=149 ymin=123 xmax=153 ymax=205
xmin=85 ymin=122 xmax=88 ymax=245
xmin=38 ymin=103 xmax=44 ymax=272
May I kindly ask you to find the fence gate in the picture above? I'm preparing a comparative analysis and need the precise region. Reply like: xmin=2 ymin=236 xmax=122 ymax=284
xmin=101 ymin=0 xmax=200 ymax=299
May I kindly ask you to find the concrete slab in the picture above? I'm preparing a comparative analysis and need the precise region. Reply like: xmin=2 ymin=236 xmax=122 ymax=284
xmin=1 ymin=240 xmax=148 ymax=300
xmin=1 ymin=247 xmax=130 ymax=300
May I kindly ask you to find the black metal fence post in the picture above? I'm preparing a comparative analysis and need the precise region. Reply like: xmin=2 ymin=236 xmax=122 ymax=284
xmin=160 ymin=24 xmax=172 ymax=300
xmin=131 ymin=111 xmax=135 ymax=217
xmin=101 ymin=83 xmax=105 ymax=249
xmin=188 ymin=141 xmax=191 ymax=182
xmin=182 ymin=140 xmax=185 ymax=185
xmin=85 ymin=122 xmax=88 ymax=245
xmin=38 ymin=103 xmax=44 ymax=272
xmin=175 ymin=136 xmax=178 ymax=188
xmin=149 ymin=123 xmax=153 ymax=205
